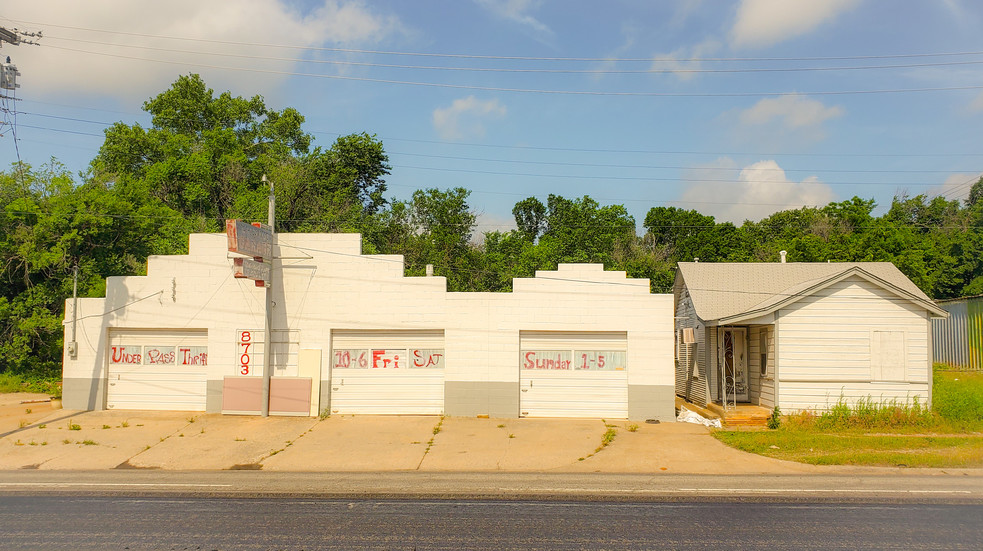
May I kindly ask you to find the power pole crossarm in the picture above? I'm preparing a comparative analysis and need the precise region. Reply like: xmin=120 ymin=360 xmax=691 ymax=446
xmin=0 ymin=28 xmax=20 ymax=46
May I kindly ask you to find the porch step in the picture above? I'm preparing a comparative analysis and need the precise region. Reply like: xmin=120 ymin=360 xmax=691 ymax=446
xmin=705 ymin=403 xmax=771 ymax=428
xmin=721 ymin=415 xmax=769 ymax=428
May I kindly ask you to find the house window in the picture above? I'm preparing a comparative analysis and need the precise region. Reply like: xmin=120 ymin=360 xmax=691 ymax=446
xmin=870 ymin=331 xmax=906 ymax=381
xmin=759 ymin=329 xmax=768 ymax=376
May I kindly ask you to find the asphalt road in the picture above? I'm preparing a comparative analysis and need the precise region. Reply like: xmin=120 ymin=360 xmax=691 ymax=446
xmin=1 ymin=496 xmax=980 ymax=550
xmin=2 ymin=470 xmax=982 ymax=502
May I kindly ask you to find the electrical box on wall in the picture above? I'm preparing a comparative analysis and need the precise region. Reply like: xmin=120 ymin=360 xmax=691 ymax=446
xmin=66 ymin=341 xmax=78 ymax=359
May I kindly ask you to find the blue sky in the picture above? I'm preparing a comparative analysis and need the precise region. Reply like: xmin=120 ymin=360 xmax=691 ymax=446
xmin=2 ymin=0 xmax=983 ymax=234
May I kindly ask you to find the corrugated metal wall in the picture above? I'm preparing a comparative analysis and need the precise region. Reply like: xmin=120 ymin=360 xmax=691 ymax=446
xmin=933 ymin=298 xmax=983 ymax=370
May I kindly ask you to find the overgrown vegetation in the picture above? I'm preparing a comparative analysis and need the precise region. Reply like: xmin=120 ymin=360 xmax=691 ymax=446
xmin=714 ymin=367 xmax=983 ymax=467
xmin=6 ymin=73 xmax=983 ymax=381
xmin=0 ymin=373 xmax=61 ymax=395
xmin=779 ymin=396 xmax=936 ymax=432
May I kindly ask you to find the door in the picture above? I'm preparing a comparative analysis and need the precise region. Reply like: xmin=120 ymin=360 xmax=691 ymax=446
xmin=519 ymin=332 xmax=628 ymax=418
xmin=722 ymin=328 xmax=749 ymax=403
xmin=329 ymin=330 xmax=444 ymax=415
xmin=107 ymin=329 xmax=208 ymax=411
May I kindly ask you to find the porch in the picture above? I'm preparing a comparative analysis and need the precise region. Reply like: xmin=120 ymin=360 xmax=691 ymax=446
xmin=675 ymin=397 xmax=771 ymax=428
xmin=706 ymin=402 xmax=771 ymax=428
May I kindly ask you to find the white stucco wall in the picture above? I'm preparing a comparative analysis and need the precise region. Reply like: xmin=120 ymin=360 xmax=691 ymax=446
xmin=63 ymin=233 xmax=674 ymax=419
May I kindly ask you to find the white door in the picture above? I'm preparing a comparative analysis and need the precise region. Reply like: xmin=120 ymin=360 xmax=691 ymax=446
xmin=519 ymin=332 xmax=628 ymax=418
xmin=329 ymin=330 xmax=444 ymax=415
xmin=722 ymin=328 xmax=749 ymax=403
xmin=107 ymin=330 xmax=208 ymax=411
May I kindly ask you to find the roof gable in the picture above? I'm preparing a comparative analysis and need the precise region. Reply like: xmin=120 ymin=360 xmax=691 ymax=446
xmin=676 ymin=262 xmax=946 ymax=322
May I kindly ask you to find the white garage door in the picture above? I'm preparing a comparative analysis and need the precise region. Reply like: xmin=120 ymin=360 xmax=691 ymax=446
xmin=107 ymin=330 xmax=208 ymax=411
xmin=520 ymin=331 xmax=628 ymax=418
xmin=329 ymin=330 xmax=444 ymax=415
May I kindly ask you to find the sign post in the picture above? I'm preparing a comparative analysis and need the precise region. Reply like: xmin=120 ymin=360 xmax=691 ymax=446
xmin=225 ymin=174 xmax=276 ymax=416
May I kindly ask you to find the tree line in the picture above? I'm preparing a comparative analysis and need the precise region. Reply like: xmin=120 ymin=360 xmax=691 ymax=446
xmin=3 ymin=74 xmax=982 ymax=378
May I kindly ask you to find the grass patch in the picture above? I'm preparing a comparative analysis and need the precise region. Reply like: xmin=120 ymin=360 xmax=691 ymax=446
xmin=0 ymin=373 xmax=61 ymax=395
xmin=712 ymin=367 xmax=983 ymax=467
xmin=714 ymin=431 xmax=983 ymax=468
xmin=933 ymin=370 xmax=983 ymax=431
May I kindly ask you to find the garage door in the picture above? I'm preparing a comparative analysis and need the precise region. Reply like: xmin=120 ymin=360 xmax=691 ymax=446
xmin=107 ymin=330 xmax=208 ymax=411
xmin=329 ymin=330 xmax=444 ymax=415
xmin=520 ymin=331 xmax=628 ymax=418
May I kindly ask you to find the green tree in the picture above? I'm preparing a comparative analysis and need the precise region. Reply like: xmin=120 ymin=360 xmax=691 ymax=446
xmin=92 ymin=74 xmax=390 ymax=231
xmin=0 ymin=161 xmax=189 ymax=376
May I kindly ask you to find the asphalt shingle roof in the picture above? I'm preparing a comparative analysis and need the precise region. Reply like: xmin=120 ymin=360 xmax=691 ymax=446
xmin=674 ymin=262 xmax=943 ymax=322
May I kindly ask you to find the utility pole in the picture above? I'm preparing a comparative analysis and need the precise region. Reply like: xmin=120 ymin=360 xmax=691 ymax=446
xmin=261 ymin=174 xmax=276 ymax=417
xmin=1 ymin=26 xmax=40 ymax=147
xmin=0 ymin=26 xmax=40 ymax=92
xmin=68 ymin=265 xmax=79 ymax=359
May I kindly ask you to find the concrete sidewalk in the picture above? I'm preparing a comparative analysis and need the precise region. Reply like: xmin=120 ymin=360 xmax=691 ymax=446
xmin=0 ymin=393 xmax=969 ymax=475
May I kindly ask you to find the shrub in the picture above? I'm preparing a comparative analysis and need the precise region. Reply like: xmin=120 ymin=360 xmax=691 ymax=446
xmin=767 ymin=406 xmax=782 ymax=430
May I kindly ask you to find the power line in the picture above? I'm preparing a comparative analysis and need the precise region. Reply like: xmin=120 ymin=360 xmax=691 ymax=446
xmin=393 ymin=164 xmax=955 ymax=187
xmin=42 ymin=43 xmax=983 ymax=98
xmin=14 ymin=100 xmax=983 ymax=159
xmin=15 ymin=112 xmax=978 ymax=178
xmin=13 ymin=19 xmax=983 ymax=64
xmin=43 ymin=35 xmax=983 ymax=75
xmin=389 ymin=151 xmax=973 ymax=175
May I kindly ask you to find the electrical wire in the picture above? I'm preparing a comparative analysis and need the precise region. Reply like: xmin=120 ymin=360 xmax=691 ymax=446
xmin=14 ymin=99 xmax=983 ymax=158
xmin=11 ymin=18 xmax=983 ymax=64
xmin=42 ymin=34 xmax=983 ymax=76
xmin=41 ymin=43 xmax=983 ymax=98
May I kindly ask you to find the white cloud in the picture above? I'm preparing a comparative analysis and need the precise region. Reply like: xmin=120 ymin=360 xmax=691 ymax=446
xmin=731 ymin=0 xmax=860 ymax=49
xmin=970 ymin=92 xmax=983 ymax=113
xmin=669 ymin=0 xmax=707 ymax=28
xmin=929 ymin=172 xmax=983 ymax=202
xmin=650 ymin=39 xmax=721 ymax=81
xmin=677 ymin=158 xmax=836 ymax=223
xmin=738 ymin=93 xmax=844 ymax=141
xmin=474 ymin=0 xmax=553 ymax=38
xmin=432 ymin=96 xmax=507 ymax=141
xmin=4 ymin=0 xmax=403 ymax=101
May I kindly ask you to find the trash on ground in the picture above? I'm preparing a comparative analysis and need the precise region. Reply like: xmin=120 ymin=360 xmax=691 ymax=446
xmin=676 ymin=406 xmax=722 ymax=428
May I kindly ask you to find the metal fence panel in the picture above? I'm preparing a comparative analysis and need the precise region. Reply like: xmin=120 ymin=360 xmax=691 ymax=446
xmin=933 ymin=299 xmax=983 ymax=370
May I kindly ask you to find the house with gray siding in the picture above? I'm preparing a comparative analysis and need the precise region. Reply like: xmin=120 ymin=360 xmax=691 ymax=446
xmin=674 ymin=260 xmax=947 ymax=412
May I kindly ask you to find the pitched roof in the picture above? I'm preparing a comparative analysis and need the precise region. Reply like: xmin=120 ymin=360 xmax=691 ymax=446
xmin=674 ymin=262 xmax=946 ymax=323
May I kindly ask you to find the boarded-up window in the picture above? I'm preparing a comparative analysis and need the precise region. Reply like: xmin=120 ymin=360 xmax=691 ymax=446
xmin=871 ymin=331 xmax=905 ymax=381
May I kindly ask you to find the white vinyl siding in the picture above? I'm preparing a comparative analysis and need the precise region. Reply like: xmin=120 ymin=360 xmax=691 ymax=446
xmin=107 ymin=329 xmax=208 ymax=411
xmin=776 ymin=276 xmax=930 ymax=411
xmin=519 ymin=332 xmax=628 ymax=418
xmin=329 ymin=330 xmax=444 ymax=415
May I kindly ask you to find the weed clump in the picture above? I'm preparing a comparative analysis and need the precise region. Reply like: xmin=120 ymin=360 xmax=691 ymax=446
xmin=767 ymin=406 xmax=782 ymax=430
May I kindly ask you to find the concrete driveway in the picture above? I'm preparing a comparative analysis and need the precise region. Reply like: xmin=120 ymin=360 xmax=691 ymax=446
xmin=0 ymin=392 xmax=906 ymax=474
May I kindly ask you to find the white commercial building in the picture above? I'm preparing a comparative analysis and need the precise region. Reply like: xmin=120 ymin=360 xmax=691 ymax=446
xmin=63 ymin=232 xmax=676 ymax=420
